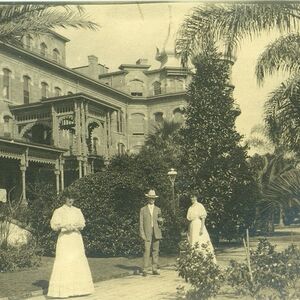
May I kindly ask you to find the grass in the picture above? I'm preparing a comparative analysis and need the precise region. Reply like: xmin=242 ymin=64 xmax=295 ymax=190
xmin=0 ymin=255 xmax=177 ymax=298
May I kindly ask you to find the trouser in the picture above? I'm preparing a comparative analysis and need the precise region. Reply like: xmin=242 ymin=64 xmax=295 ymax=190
xmin=143 ymin=229 xmax=160 ymax=272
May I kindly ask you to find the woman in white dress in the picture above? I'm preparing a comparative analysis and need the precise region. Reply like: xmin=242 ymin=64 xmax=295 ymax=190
xmin=47 ymin=195 xmax=94 ymax=298
xmin=187 ymin=194 xmax=217 ymax=263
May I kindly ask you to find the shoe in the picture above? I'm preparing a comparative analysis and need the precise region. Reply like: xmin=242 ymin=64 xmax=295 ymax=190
xmin=142 ymin=271 xmax=148 ymax=277
xmin=152 ymin=270 xmax=160 ymax=275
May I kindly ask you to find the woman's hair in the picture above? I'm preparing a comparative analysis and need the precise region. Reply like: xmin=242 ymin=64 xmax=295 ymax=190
xmin=190 ymin=192 xmax=199 ymax=200
xmin=61 ymin=189 xmax=74 ymax=202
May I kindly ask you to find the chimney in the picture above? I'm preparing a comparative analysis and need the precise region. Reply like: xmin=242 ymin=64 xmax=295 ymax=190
xmin=136 ymin=58 xmax=148 ymax=65
xmin=88 ymin=55 xmax=99 ymax=80
xmin=88 ymin=55 xmax=98 ymax=66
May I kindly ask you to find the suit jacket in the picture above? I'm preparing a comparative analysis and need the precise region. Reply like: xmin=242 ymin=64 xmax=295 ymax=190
xmin=139 ymin=205 xmax=162 ymax=241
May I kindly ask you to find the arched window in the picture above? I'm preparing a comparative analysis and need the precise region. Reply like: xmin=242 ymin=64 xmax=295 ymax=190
xmin=23 ymin=75 xmax=31 ymax=104
xmin=24 ymin=35 xmax=33 ymax=50
xmin=53 ymin=48 xmax=60 ymax=62
xmin=153 ymin=81 xmax=162 ymax=95
xmin=67 ymin=91 xmax=73 ymax=95
xmin=173 ymin=107 xmax=184 ymax=123
xmin=117 ymin=143 xmax=126 ymax=155
xmin=131 ymin=113 xmax=145 ymax=135
xmin=54 ymin=87 xmax=62 ymax=97
xmin=129 ymin=80 xmax=143 ymax=96
xmin=40 ymin=42 xmax=47 ymax=56
xmin=41 ymin=82 xmax=49 ymax=99
xmin=154 ymin=112 xmax=163 ymax=123
xmin=3 ymin=68 xmax=11 ymax=100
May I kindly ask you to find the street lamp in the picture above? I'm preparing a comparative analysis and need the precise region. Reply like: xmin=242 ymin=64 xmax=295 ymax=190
xmin=167 ymin=168 xmax=177 ymax=212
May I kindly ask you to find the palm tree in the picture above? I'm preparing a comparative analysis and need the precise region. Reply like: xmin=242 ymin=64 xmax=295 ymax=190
xmin=176 ymin=2 xmax=300 ymax=154
xmin=176 ymin=3 xmax=300 ymax=66
xmin=144 ymin=120 xmax=181 ymax=154
xmin=0 ymin=5 xmax=98 ymax=45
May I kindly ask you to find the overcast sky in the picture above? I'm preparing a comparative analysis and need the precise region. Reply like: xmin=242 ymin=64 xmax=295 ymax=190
xmin=57 ymin=2 xmax=286 ymax=140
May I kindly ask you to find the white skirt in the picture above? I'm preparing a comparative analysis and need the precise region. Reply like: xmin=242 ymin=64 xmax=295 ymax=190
xmin=188 ymin=219 xmax=217 ymax=263
xmin=47 ymin=231 xmax=94 ymax=298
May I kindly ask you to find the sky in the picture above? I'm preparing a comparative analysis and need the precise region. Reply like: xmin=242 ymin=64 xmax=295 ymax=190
xmin=57 ymin=2 xmax=286 ymax=140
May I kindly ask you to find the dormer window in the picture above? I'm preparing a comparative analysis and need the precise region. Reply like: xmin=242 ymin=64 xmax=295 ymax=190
xmin=40 ymin=42 xmax=47 ymax=56
xmin=53 ymin=48 xmax=60 ymax=62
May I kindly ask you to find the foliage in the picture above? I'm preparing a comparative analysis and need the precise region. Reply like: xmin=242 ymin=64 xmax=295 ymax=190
xmin=176 ymin=240 xmax=224 ymax=300
xmin=0 ymin=5 xmax=98 ymax=45
xmin=226 ymin=239 xmax=300 ymax=300
xmin=0 ymin=238 xmax=42 ymax=272
xmin=26 ymin=182 xmax=62 ymax=256
xmin=178 ymin=48 xmax=258 ymax=241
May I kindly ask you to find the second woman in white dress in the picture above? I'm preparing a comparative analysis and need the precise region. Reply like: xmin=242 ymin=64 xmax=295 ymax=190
xmin=47 ymin=195 xmax=94 ymax=298
xmin=187 ymin=194 xmax=217 ymax=264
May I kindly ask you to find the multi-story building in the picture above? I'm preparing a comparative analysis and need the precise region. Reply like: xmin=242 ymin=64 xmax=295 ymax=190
xmin=0 ymin=31 xmax=191 ymax=202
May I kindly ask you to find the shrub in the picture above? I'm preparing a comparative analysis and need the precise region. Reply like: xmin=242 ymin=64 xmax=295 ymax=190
xmin=226 ymin=239 xmax=300 ymax=300
xmin=26 ymin=182 xmax=61 ymax=256
xmin=0 ymin=239 xmax=42 ymax=272
xmin=176 ymin=240 xmax=224 ymax=300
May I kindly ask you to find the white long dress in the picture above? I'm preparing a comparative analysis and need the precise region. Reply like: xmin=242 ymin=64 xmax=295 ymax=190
xmin=47 ymin=205 xmax=94 ymax=298
xmin=187 ymin=201 xmax=217 ymax=263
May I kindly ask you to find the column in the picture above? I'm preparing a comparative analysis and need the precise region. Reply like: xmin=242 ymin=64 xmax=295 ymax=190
xmin=55 ymin=160 xmax=60 ymax=194
xmin=106 ymin=112 xmax=111 ymax=157
xmin=60 ymin=158 xmax=65 ymax=191
xmin=83 ymin=159 xmax=87 ymax=176
xmin=78 ymin=159 xmax=82 ymax=178
xmin=75 ymin=101 xmax=82 ymax=156
xmin=81 ymin=102 xmax=87 ymax=157
xmin=51 ymin=105 xmax=59 ymax=146
xmin=20 ymin=165 xmax=27 ymax=203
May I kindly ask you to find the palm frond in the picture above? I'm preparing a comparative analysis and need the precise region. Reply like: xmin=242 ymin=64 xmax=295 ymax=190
xmin=256 ymin=33 xmax=300 ymax=85
xmin=0 ymin=5 xmax=99 ymax=44
xmin=176 ymin=3 xmax=300 ymax=66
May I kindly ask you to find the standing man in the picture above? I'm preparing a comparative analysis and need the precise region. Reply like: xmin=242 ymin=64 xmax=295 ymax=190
xmin=139 ymin=189 xmax=163 ymax=276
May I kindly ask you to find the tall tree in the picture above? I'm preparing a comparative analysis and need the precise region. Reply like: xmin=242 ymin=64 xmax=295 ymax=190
xmin=176 ymin=3 xmax=300 ymax=154
xmin=0 ymin=5 xmax=98 ymax=45
xmin=178 ymin=47 xmax=258 ymax=241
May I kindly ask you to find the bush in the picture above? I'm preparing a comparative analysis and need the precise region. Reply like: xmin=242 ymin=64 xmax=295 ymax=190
xmin=226 ymin=239 xmax=300 ymax=300
xmin=0 ymin=239 xmax=42 ymax=272
xmin=176 ymin=240 xmax=224 ymax=300
xmin=26 ymin=182 xmax=61 ymax=256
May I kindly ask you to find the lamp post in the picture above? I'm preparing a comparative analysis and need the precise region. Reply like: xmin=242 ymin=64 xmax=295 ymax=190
xmin=168 ymin=168 xmax=177 ymax=213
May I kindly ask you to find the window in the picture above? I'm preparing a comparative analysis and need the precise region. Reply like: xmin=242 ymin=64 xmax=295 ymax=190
xmin=154 ymin=112 xmax=163 ymax=123
xmin=3 ymin=68 xmax=11 ymax=100
xmin=118 ymin=143 xmax=126 ymax=155
xmin=117 ymin=110 xmax=124 ymax=133
xmin=131 ymin=113 xmax=145 ymax=135
xmin=54 ymin=87 xmax=62 ymax=97
xmin=53 ymin=48 xmax=60 ymax=62
xmin=153 ymin=81 xmax=162 ymax=95
xmin=23 ymin=75 xmax=30 ymax=104
xmin=24 ymin=35 xmax=33 ymax=50
xmin=67 ymin=91 xmax=73 ymax=95
xmin=40 ymin=43 xmax=47 ymax=56
xmin=41 ymin=82 xmax=49 ymax=99
xmin=129 ymin=80 xmax=143 ymax=96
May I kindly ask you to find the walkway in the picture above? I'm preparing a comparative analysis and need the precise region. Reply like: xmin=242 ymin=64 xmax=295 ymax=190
xmin=27 ymin=267 xmax=187 ymax=300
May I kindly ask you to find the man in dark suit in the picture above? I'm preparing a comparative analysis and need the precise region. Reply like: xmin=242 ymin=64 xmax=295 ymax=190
xmin=139 ymin=189 xmax=163 ymax=276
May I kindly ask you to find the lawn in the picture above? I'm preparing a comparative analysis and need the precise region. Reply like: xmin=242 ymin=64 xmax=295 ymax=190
xmin=0 ymin=255 xmax=176 ymax=298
